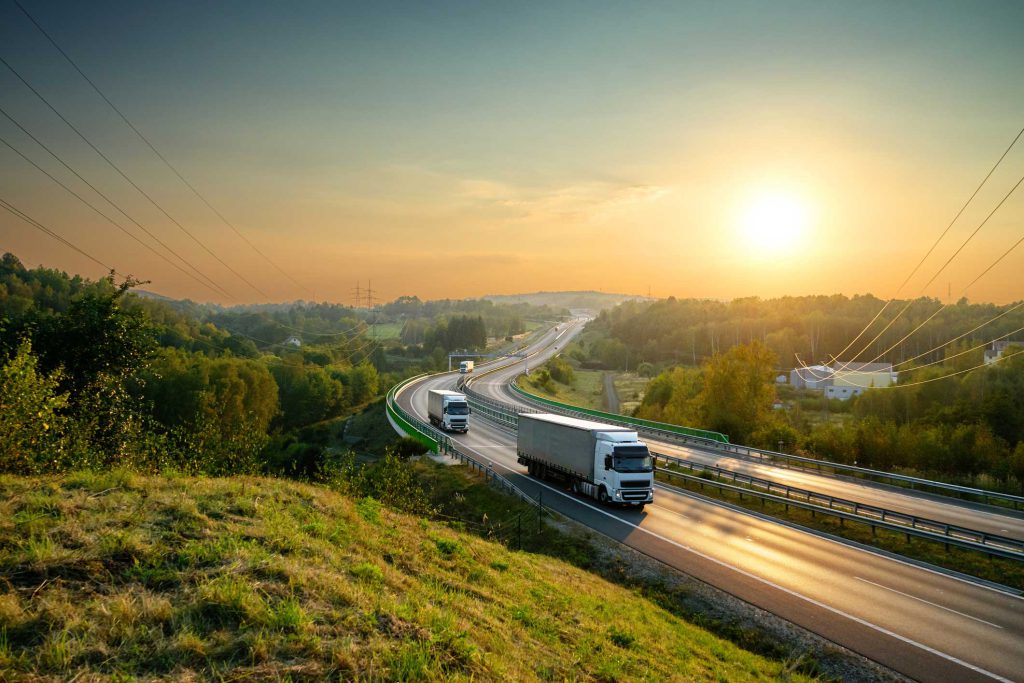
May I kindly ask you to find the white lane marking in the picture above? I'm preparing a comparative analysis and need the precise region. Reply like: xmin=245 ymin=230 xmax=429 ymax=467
xmin=477 ymin=457 xmax=1014 ymax=683
xmin=854 ymin=577 xmax=1004 ymax=630
xmin=648 ymin=503 xmax=691 ymax=521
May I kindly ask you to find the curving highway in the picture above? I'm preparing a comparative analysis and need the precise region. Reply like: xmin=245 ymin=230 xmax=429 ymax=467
xmin=395 ymin=321 xmax=1024 ymax=682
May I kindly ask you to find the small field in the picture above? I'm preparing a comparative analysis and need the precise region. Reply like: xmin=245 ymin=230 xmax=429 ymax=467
xmin=0 ymin=472 xmax=819 ymax=682
xmin=612 ymin=372 xmax=651 ymax=415
xmin=367 ymin=321 xmax=403 ymax=339
xmin=522 ymin=367 xmax=605 ymax=410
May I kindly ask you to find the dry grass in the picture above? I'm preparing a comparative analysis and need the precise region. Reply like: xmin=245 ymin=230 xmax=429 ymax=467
xmin=0 ymin=471 xmax=817 ymax=682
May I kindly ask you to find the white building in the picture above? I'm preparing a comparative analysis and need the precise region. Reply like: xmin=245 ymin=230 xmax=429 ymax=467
xmin=825 ymin=361 xmax=897 ymax=400
xmin=984 ymin=340 xmax=1022 ymax=365
xmin=284 ymin=336 xmax=302 ymax=348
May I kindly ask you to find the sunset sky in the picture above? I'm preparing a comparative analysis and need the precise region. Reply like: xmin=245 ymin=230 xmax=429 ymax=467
xmin=1 ymin=1 xmax=1023 ymax=304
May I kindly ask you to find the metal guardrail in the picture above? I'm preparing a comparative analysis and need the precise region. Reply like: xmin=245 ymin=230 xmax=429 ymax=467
xmin=460 ymin=387 xmax=1024 ymax=560
xmin=654 ymin=453 xmax=1024 ymax=558
xmin=656 ymin=467 xmax=1024 ymax=562
xmin=508 ymin=378 xmax=1024 ymax=512
xmin=508 ymin=378 xmax=729 ymax=443
xmin=387 ymin=374 xmax=542 ymax=511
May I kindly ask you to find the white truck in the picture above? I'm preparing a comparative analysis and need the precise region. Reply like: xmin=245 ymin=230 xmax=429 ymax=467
xmin=459 ymin=360 xmax=474 ymax=373
xmin=517 ymin=413 xmax=654 ymax=508
xmin=427 ymin=389 xmax=471 ymax=433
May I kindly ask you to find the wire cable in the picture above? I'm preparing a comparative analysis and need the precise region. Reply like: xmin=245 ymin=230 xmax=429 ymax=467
xmin=0 ymin=131 xmax=225 ymax=297
xmin=0 ymin=104 xmax=233 ymax=299
xmin=0 ymin=53 xmax=267 ymax=298
xmin=10 ymin=0 xmax=316 ymax=300
xmin=829 ymin=172 xmax=1024 ymax=382
xmin=828 ymin=125 xmax=1024 ymax=371
xmin=0 ymin=195 xmax=116 ymax=273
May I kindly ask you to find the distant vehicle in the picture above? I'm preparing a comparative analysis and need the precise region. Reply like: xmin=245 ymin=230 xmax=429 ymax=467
xmin=517 ymin=413 xmax=653 ymax=508
xmin=459 ymin=360 xmax=474 ymax=373
xmin=427 ymin=389 xmax=470 ymax=433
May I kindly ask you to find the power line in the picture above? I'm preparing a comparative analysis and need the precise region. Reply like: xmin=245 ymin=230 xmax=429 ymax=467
xmin=0 ymin=53 xmax=268 ymax=299
xmin=0 ymin=195 xmax=116 ymax=273
xmin=9 ymin=0 xmax=317 ymax=301
xmin=0 ymin=104 xmax=231 ymax=298
xmin=829 ymin=171 xmax=1024 ymax=381
xmin=0 ymin=130 xmax=226 ymax=298
xmin=886 ymin=346 xmax=1023 ymax=389
xmin=891 ymin=300 xmax=1024 ymax=369
xmin=828 ymin=125 xmax=1024 ymax=371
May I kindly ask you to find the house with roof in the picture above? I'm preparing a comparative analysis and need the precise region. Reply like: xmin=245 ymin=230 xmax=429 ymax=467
xmin=824 ymin=361 xmax=897 ymax=399
xmin=984 ymin=340 xmax=1023 ymax=365
xmin=284 ymin=336 xmax=302 ymax=348
xmin=789 ymin=365 xmax=834 ymax=390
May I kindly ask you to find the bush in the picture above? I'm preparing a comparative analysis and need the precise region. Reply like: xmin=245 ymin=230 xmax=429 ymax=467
xmin=0 ymin=342 xmax=69 ymax=473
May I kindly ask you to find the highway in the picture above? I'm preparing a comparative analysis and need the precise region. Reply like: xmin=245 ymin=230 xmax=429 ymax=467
xmin=477 ymin=329 xmax=1024 ymax=544
xmin=395 ymin=322 xmax=1024 ymax=682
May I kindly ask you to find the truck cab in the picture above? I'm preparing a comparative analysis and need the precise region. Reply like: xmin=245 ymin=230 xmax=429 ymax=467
xmin=427 ymin=389 xmax=471 ymax=433
xmin=593 ymin=435 xmax=655 ymax=505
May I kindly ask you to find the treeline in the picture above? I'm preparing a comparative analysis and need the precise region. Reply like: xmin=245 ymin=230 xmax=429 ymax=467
xmin=0 ymin=254 xmax=384 ymax=476
xmin=399 ymin=315 xmax=488 ymax=351
xmin=383 ymin=295 xmax=557 ymax=342
xmin=636 ymin=341 xmax=1024 ymax=488
xmin=591 ymin=295 xmax=1024 ymax=370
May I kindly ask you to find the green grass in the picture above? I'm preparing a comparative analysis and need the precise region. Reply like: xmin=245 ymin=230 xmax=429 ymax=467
xmin=367 ymin=322 xmax=403 ymax=339
xmin=522 ymin=367 xmax=605 ymax=410
xmin=0 ymin=471 xmax=820 ymax=682
xmin=658 ymin=467 xmax=1024 ymax=591
xmin=613 ymin=372 xmax=651 ymax=415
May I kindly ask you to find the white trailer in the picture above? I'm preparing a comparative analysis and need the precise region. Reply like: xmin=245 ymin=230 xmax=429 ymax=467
xmin=517 ymin=413 xmax=653 ymax=507
xmin=427 ymin=389 xmax=470 ymax=433
xmin=459 ymin=360 xmax=474 ymax=373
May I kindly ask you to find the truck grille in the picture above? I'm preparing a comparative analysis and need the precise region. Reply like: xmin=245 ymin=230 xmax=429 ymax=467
xmin=621 ymin=490 xmax=650 ymax=501
xmin=621 ymin=480 xmax=650 ymax=488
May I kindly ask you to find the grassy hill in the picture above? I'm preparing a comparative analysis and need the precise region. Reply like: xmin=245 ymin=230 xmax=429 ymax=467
xmin=0 ymin=471 xmax=817 ymax=682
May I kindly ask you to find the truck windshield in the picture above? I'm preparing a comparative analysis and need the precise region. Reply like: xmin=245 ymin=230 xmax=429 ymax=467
xmin=447 ymin=402 xmax=470 ymax=415
xmin=613 ymin=446 xmax=653 ymax=472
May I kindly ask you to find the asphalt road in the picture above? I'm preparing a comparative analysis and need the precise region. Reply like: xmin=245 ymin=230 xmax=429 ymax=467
xmin=396 ymin=322 xmax=1024 ymax=682
xmin=478 ymin=327 xmax=1024 ymax=544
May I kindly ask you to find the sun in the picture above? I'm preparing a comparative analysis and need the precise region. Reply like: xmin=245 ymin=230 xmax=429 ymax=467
xmin=740 ymin=190 xmax=809 ymax=254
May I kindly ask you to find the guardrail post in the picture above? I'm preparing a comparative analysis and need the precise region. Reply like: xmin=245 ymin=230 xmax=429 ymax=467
xmin=537 ymin=489 xmax=543 ymax=533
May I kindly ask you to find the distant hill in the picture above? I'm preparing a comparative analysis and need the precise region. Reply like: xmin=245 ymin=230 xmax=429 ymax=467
xmin=484 ymin=290 xmax=649 ymax=311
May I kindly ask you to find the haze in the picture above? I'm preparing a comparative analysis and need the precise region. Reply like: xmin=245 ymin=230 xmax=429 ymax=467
xmin=1 ymin=0 xmax=1023 ymax=304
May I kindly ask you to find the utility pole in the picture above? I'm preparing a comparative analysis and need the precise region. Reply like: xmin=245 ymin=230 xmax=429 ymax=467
xmin=366 ymin=279 xmax=377 ymax=340
xmin=352 ymin=281 xmax=362 ymax=308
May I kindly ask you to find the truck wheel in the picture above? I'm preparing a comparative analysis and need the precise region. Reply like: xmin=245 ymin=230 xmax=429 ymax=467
xmin=598 ymin=487 xmax=609 ymax=504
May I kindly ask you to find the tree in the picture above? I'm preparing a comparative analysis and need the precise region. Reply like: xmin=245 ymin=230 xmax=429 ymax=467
xmin=696 ymin=341 xmax=778 ymax=442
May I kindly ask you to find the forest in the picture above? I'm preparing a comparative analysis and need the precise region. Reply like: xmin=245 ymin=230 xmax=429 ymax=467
xmin=589 ymin=295 xmax=1024 ymax=371
xmin=0 ymin=253 xmax=560 ymax=478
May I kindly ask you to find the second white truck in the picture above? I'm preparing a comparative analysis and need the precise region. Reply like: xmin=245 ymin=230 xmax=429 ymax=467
xmin=517 ymin=413 xmax=654 ymax=508
xmin=459 ymin=360 xmax=474 ymax=373
xmin=427 ymin=389 xmax=471 ymax=433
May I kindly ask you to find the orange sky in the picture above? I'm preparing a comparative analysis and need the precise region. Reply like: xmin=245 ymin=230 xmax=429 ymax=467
xmin=2 ymin=2 xmax=1023 ymax=304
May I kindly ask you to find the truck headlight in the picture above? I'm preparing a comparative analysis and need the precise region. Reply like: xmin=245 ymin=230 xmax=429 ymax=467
xmin=614 ymin=491 xmax=622 ymax=500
